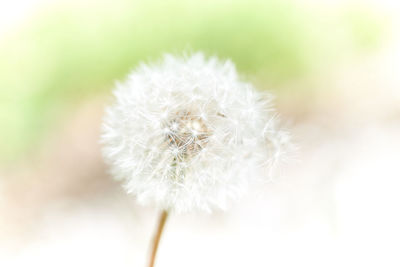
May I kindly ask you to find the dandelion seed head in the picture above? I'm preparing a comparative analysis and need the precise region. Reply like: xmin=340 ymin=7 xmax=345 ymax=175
xmin=101 ymin=52 xmax=290 ymax=213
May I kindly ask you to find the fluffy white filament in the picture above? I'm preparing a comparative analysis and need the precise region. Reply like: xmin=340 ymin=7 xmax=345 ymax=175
xmin=101 ymin=52 xmax=289 ymax=213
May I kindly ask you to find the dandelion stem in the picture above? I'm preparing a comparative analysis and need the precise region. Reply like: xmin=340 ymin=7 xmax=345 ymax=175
xmin=148 ymin=210 xmax=169 ymax=267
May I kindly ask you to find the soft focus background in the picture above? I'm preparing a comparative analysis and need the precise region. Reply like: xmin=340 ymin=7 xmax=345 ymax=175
xmin=1 ymin=0 xmax=399 ymax=266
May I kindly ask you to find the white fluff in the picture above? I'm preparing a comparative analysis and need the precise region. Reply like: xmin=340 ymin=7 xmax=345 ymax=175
xmin=101 ymin=52 xmax=289 ymax=213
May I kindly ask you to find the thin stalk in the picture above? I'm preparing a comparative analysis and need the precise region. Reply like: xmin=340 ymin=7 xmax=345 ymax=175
xmin=148 ymin=210 xmax=169 ymax=267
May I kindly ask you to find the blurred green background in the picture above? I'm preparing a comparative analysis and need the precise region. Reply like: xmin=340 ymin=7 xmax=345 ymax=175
xmin=0 ymin=0 xmax=385 ymax=163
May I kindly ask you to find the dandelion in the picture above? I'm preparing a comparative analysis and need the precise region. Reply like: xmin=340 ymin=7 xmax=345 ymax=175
xmin=101 ymin=52 xmax=290 ymax=267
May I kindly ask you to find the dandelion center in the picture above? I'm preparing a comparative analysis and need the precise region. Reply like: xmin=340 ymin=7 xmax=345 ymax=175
xmin=165 ymin=111 xmax=210 ymax=158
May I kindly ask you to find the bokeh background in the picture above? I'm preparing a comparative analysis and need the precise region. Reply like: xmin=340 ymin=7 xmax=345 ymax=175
xmin=1 ymin=0 xmax=399 ymax=266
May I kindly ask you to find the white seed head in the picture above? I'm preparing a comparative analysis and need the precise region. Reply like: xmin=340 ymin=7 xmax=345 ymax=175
xmin=101 ymin=52 xmax=290 ymax=213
